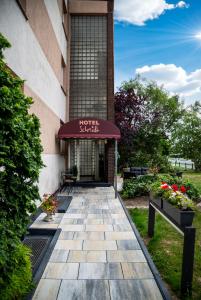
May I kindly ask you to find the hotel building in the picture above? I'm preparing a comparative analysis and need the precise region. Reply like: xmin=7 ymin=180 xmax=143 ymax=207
xmin=0 ymin=0 xmax=119 ymax=196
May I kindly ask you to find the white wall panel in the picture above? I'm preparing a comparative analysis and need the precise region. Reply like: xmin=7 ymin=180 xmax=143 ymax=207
xmin=38 ymin=154 xmax=65 ymax=199
xmin=44 ymin=0 xmax=67 ymax=63
xmin=0 ymin=0 xmax=66 ymax=121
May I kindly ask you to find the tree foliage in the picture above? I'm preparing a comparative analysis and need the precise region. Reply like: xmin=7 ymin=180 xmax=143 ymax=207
xmin=172 ymin=102 xmax=201 ymax=171
xmin=0 ymin=33 xmax=43 ymax=296
xmin=115 ymin=77 xmax=183 ymax=169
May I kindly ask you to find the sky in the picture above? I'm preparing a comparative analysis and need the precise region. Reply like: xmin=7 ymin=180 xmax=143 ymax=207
xmin=114 ymin=0 xmax=201 ymax=105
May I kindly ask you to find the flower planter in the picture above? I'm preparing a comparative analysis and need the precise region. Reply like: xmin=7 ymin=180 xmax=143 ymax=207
xmin=150 ymin=193 xmax=163 ymax=208
xmin=163 ymin=200 xmax=194 ymax=227
xmin=43 ymin=212 xmax=53 ymax=222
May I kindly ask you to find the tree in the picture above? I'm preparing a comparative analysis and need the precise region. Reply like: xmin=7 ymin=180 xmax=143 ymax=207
xmin=0 ymin=33 xmax=43 ymax=297
xmin=172 ymin=102 xmax=201 ymax=171
xmin=115 ymin=77 xmax=183 ymax=169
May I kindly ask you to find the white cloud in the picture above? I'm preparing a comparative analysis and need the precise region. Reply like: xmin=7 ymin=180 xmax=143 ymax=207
xmin=136 ymin=64 xmax=201 ymax=105
xmin=114 ymin=0 xmax=189 ymax=26
xmin=176 ymin=1 xmax=189 ymax=8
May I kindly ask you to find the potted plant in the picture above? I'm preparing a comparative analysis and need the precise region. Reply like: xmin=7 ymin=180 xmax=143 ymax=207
xmin=150 ymin=182 xmax=195 ymax=227
xmin=41 ymin=194 xmax=58 ymax=222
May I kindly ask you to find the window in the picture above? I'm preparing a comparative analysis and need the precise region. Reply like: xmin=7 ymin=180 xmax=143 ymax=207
xmin=61 ymin=55 xmax=67 ymax=95
xmin=62 ymin=0 xmax=68 ymax=39
xmin=70 ymin=16 xmax=107 ymax=120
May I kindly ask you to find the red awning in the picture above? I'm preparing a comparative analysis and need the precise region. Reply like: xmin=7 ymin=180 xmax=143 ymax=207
xmin=58 ymin=118 xmax=121 ymax=140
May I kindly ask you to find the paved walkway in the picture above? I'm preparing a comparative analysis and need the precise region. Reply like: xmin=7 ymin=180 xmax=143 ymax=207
xmin=32 ymin=187 xmax=163 ymax=300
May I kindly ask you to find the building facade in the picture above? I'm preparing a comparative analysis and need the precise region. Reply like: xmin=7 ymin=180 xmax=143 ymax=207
xmin=0 ymin=0 xmax=116 ymax=196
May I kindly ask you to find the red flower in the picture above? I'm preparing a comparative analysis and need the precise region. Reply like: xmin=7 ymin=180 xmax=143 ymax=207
xmin=171 ymin=184 xmax=179 ymax=191
xmin=161 ymin=183 xmax=169 ymax=189
xmin=180 ymin=185 xmax=187 ymax=193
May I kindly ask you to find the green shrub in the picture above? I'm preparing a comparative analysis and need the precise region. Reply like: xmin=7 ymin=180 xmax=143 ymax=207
xmin=182 ymin=180 xmax=200 ymax=203
xmin=0 ymin=34 xmax=43 ymax=296
xmin=122 ymin=175 xmax=155 ymax=198
xmin=122 ymin=173 xmax=200 ymax=202
xmin=0 ymin=243 xmax=32 ymax=300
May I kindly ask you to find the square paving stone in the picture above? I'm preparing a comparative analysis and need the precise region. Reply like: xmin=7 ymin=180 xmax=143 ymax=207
xmin=68 ymin=251 xmax=106 ymax=262
xmin=79 ymin=263 xmax=123 ymax=279
xmin=111 ymin=214 xmax=126 ymax=219
xmin=59 ymin=231 xmax=74 ymax=240
xmin=121 ymin=262 xmax=153 ymax=279
xmin=33 ymin=279 xmax=61 ymax=300
xmin=83 ymin=241 xmax=117 ymax=250
xmin=105 ymin=231 xmax=136 ymax=240
xmin=59 ymin=225 xmax=85 ymax=231
xmin=107 ymin=250 xmax=146 ymax=262
xmin=49 ymin=249 xmax=69 ymax=263
xmin=60 ymin=219 xmax=75 ymax=225
xmin=67 ymin=209 xmax=86 ymax=214
xmin=85 ymin=225 xmax=113 ymax=232
xmin=57 ymin=280 xmax=110 ymax=300
xmin=55 ymin=240 xmax=83 ymax=250
xmin=85 ymin=219 xmax=104 ymax=225
xmin=42 ymin=263 xmax=79 ymax=279
xmin=113 ymin=224 xmax=132 ymax=231
xmin=117 ymin=240 xmax=141 ymax=250
xmin=87 ymin=214 xmax=103 ymax=219
xmin=109 ymin=279 xmax=163 ymax=300
xmin=63 ymin=214 xmax=86 ymax=219
xmin=73 ymin=231 xmax=105 ymax=240
xmin=103 ymin=218 xmax=114 ymax=225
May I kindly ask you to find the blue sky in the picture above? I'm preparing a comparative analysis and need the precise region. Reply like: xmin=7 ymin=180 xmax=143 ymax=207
xmin=114 ymin=0 xmax=201 ymax=104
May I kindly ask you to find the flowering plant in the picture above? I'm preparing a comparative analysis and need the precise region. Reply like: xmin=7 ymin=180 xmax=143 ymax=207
xmin=154 ymin=182 xmax=195 ymax=210
xmin=41 ymin=194 xmax=58 ymax=214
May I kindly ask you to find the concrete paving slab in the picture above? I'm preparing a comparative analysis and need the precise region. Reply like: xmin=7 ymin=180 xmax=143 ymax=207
xmin=79 ymin=263 xmax=123 ymax=279
xmin=32 ymin=279 xmax=61 ymax=300
xmin=68 ymin=250 xmax=106 ymax=262
xmin=57 ymin=280 xmax=110 ymax=300
xmin=42 ymin=263 xmax=79 ymax=280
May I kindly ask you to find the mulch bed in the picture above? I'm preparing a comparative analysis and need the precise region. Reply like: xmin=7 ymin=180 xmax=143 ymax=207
xmin=123 ymin=196 xmax=149 ymax=208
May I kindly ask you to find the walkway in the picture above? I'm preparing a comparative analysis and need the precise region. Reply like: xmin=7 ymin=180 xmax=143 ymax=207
xmin=31 ymin=186 xmax=163 ymax=300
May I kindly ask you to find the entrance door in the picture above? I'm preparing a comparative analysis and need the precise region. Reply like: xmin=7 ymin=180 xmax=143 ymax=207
xmin=80 ymin=140 xmax=95 ymax=180
xmin=70 ymin=140 xmax=105 ymax=181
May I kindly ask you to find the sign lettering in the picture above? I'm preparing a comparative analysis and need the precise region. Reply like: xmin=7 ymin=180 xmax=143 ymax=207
xmin=79 ymin=120 xmax=100 ymax=133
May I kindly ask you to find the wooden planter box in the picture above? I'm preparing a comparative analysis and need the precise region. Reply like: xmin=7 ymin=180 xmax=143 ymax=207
xmin=163 ymin=200 xmax=194 ymax=227
xmin=150 ymin=193 xmax=163 ymax=208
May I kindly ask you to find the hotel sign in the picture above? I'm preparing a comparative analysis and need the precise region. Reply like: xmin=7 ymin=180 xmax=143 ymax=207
xmin=79 ymin=119 xmax=100 ymax=133
xmin=58 ymin=117 xmax=121 ymax=140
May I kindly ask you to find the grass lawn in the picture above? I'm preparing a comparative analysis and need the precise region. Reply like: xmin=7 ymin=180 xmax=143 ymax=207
xmin=129 ymin=208 xmax=201 ymax=300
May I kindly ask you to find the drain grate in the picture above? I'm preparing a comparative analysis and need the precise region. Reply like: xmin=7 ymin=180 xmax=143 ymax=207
xmin=23 ymin=235 xmax=51 ymax=273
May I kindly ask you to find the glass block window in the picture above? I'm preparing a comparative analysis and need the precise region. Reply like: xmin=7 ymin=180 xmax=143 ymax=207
xmin=70 ymin=16 xmax=107 ymax=120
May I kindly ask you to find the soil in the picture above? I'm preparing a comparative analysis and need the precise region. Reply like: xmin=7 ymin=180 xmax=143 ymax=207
xmin=123 ymin=196 xmax=149 ymax=208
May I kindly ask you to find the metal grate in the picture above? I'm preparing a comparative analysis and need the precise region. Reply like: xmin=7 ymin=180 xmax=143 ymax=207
xmin=23 ymin=236 xmax=51 ymax=272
